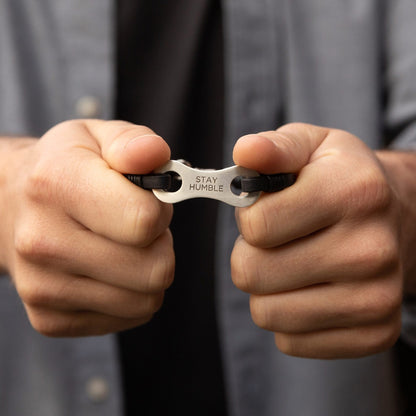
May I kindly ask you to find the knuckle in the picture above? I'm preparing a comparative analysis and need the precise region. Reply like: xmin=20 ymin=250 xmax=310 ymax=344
xmin=123 ymin=293 xmax=164 ymax=319
xmin=274 ymin=124 xmax=311 ymax=155
xmin=105 ymin=121 xmax=155 ymax=143
xmin=26 ymin=310 xmax=65 ymax=338
xmin=146 ymin=293 xmax=165 ymax=314
xmin=349 ymin=280 xmax=402 ymax=325
xmin=353 ymin=229 xmax=400 ymax=278
xmin=24 ymin=164 xmax=54 ymax=203
xmin=369 ymin=233 xmax=399 ymax=272
xmin=366 ymin=171 xmax=393 ymax=212
xmin=17 ymin=276 xmax=57 ymax=309
xmin=250 ymin=296 xmax=273 ymax=330
xmin=274 ymin=333 xmax=297 ymax=357
xmin=16 ymin=279 xmax=39 ymax=306
xmin=19 ymin=285 xmax=46 ymax=308
xmin=23 ymin=150 xmax=65 ymax=204
xmin=368 ymin=248 xmax=399 ymax=277
xmin=35 ymin=322 xmax=64 ymax=338
xmin=378 ymin=322 xmax=401 ymax=351
xmin=146 ymin=244 xmax=175 ymax=293
xmin=137 ymin=203 xmax=162 ymax=242
xmin=123 ymin=197 xmax=172 ymax=246
xmin=369 ymin=282 xmax=402 ymax=322
xmin=15 ymin=226 xmax=59 ymax=263
xmin=378 ymin=284 xmax=402 ymax=319
xmin=230 ymin=242 xmax=256 ymax=293
xmin=48 ymin=119 xmax=79 ymax=133
xmin=238 ymin=204 xmax=271 ymax=248
xmin=344 ymin=166 xmax=392 ymax=217
xmin=363 ymin=317 xmax=401 ymax=355
xmin=372 ymin=242 xmax=399 ymax=276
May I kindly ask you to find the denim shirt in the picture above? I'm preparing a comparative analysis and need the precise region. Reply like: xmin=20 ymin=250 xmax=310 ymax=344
xmin=1 ymin=1 xmax=416 ymax=415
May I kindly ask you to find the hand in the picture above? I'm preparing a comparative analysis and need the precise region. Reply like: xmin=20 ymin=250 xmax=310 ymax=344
xmin=1 ymin=120 xmax=174 ymax=337
xmin=231 ymin=123 xmax=403 ymax=359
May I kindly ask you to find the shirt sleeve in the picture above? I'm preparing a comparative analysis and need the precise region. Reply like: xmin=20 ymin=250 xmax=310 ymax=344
xmin=402 ymin=300 xmax=416 ymax=348
xmin=383 ymin=0 xmax=416 ymax=348
xmin=384 ymin=0 xmax=416 ymax=151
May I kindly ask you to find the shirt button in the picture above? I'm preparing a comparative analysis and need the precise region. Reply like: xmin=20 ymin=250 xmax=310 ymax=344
xmin=85 ymin=376 xmax=110 ymax=403
xmin=75 ymin=95 xmax=102 ymax=118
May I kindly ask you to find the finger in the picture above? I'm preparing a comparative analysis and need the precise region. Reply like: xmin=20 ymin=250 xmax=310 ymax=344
xmin=231 ymin=221 xmax=399 ymax=294
xmin=17 ymin=268 xmax=165 ymax=319
xmin=249 ymin=277 xmax=402 ymax=334
xmin=84 ymin=119 xmax=171 ymax=174
xmin=233 ymin=123 xmax=330 ymax=174
xmin=25 ymin=306 xmax=153 ymax=337
xmin=233 ymin=123 xmax=383 ymax=248
xmin=65 ymin=159 xmax=173 ymax=245
xmin=42 ymin=119 xmax=171 ymax=174
xmin=68 ymin=229 xmax=175 ymax=293
xmin=15 ymin=212 xmax=175 ymax=293
xmin=273 ymin=312 xmax=401 ymax=359
xmin=29 ymin=125 xmax=173 ymax=245
xmin=233 ymin=122 xmax=372 ymax=174
xmin=235 ymin=155 xmax=391 ymax=248
xmin=74 ymin=120 xmax=172 ymax=244
xmin=235 ymin=167 xmax=343 ymax=248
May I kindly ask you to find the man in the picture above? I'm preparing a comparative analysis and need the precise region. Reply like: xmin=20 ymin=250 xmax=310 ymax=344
xmin=1 ymin=1 xmax=416 ymax=415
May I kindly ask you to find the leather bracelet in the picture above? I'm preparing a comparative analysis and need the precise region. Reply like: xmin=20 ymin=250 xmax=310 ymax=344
xmin=126 ymin=160 xmax=296 ymax=207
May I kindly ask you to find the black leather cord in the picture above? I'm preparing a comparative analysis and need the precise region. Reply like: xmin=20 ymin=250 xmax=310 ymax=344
xmin=125 ymin=173 xmax=178 ymax=189
xmin=235 ymin=173 xmax=296 ymax=193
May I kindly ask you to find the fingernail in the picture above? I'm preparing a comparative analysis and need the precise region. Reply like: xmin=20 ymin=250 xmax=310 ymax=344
xmin=123 ymin=134 xmax=163 ymax=151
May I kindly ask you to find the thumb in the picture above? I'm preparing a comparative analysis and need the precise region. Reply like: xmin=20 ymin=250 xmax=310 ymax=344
xmin=233 ymin=122 xmax=330 ymax=174
xmin=85 ymin=119 xmax=171 ymax=174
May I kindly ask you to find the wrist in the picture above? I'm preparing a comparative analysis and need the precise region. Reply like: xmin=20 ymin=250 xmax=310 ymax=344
xmin=376 ymin=150 xmax=416 ymax=294
xmin=0 ymin=137 xmax=37 ymax=274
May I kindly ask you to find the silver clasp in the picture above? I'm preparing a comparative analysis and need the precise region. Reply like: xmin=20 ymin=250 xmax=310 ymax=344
xmin=152 ymin=160 xmax=261 ymax=207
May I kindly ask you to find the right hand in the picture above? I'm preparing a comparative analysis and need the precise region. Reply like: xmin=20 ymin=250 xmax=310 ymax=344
xmin=0 ymin=119 xmax=175 ymax=337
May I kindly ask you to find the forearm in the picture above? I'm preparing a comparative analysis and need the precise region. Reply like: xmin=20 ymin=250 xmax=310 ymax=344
xmin=376 ymin=150 xmax=416 ymax=295
xmin=0 ymin=136 xmax=37 ymax=274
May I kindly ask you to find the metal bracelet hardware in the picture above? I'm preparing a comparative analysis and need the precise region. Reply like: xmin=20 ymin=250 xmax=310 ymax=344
xmin=126 ymin=159 xmax=296 ymax=207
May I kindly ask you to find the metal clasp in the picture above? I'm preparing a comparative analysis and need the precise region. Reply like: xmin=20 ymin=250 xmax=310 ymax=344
xmin=152 ymin=160 xmax=261 ymax=207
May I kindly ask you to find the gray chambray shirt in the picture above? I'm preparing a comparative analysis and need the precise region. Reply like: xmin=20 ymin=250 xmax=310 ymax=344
xmin=1 ymin=1 xmax=416 ymax=415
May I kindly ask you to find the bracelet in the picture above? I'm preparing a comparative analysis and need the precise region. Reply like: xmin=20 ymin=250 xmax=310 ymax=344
xmin=126 ymin=159 xmax=296 ymax=207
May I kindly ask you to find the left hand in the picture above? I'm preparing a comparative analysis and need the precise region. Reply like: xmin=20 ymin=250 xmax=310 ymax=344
xmin=231 ymin=123 xmax=403 ymax=359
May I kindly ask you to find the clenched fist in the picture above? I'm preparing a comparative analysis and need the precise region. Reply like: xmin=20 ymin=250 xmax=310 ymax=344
xmin=231 ymin=123 xmax=409 ymax=359
xmin=0 ymin=120 xmax=175 ymax=336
